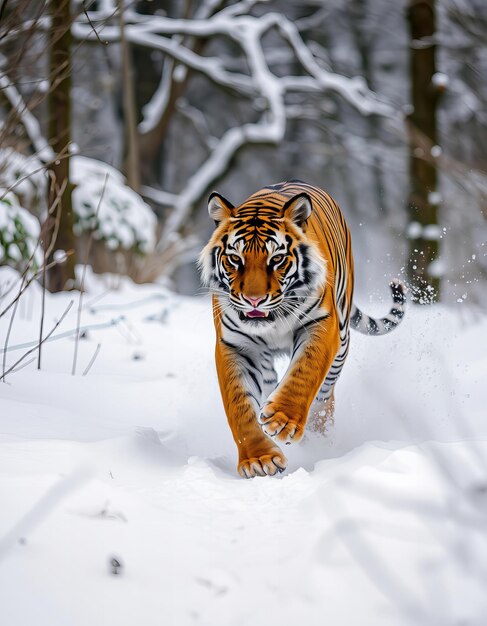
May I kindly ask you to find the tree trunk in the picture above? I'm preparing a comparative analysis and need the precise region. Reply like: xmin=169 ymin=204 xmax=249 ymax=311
xmin=407 ymin=0 xmax=441 ymax=303
xmin=119 ymin=0 xmax=140 ymax=192
xmin=46 ymin=0 xmax=76 ymax=292
xmin=134 ymin=0 xmax=212 ymax=186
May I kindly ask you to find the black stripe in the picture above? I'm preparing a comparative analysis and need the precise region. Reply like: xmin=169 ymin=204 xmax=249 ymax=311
xmin=221 ymin=317 xmax=261 ymax=344
xmin=350 ymin=308 xmax=362 ymax=327
xmin=391 ymin=283 xmax=406 ymax=304
xmin=221 ymin=338 xmax=239 ymax=351
xmin=246 ymin=370 xmax=262 ymax=397
xmin=245 ymin=391 xmax=259 ymax=405
xmin=366 ymin=318 xmax=380 ymax=335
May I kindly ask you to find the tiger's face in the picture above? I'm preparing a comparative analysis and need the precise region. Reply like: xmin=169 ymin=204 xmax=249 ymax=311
xmin=199 ymin=190 xmax=326 ymax=327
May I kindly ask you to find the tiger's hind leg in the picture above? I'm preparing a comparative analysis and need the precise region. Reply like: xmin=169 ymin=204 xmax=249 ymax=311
xmin=308 ymin=324 xmax=350 ymax=434
xmin=308 ymin=387 xmax=335 ymax=434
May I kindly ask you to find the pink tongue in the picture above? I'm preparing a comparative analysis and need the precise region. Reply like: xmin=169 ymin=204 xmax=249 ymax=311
xmin=247 ymin=309 xmax=266 ymax=318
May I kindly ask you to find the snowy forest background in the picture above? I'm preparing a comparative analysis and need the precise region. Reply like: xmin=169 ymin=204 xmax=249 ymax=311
xmin=0 ymin=0 xmax=486 ymax=304
xmin=1 ymin=2 xmax=487 ymax=626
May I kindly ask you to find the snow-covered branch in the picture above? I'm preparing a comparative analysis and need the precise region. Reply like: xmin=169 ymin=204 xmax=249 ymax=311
xmin=74 ymin=2 xmax=408 ymax=263
xmin=274 ymin=15 xmax=395 ymax=117
xmin=73 ymin=7 xmax=394 ymax=118
xmin=127 ymin=29 xmax=254 ymax=94
xmin=113 ymin=6 xmax=399 ymax=248
xmin=139 ymin=0 xmax=230 ymax=135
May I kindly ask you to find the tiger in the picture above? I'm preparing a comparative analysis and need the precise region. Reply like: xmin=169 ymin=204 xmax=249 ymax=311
xmin=199 ymin=180 xmax=406 ymax=479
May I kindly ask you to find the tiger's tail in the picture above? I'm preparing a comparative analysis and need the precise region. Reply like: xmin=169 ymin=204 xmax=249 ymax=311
xmin=350 ymin=279 xmax=406 ymax=336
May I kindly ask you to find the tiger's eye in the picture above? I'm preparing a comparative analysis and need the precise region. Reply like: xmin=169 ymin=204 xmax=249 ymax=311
xmin=272 ymin=255 xmax=284 ymax=265
xmin=228 ymin=254 xmax=241 ymax=265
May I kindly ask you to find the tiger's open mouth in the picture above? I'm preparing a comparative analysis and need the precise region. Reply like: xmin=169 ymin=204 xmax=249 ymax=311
xmin=238 ymin=310 xmax=275 ymax=322
xmin=246 ymin=309 xmax=268 ymax=318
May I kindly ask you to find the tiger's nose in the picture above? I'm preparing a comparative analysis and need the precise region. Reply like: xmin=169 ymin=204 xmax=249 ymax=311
xmin=243 ymin=295 xmax=266 ymax=308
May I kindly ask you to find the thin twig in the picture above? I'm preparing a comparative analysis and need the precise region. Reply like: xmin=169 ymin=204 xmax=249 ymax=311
xmin=0 ymin=251 xmax=74 ymax=321
xmin=38 ymin=174 xmax=63 ymax=370
xmin=83 ymin=288 xmax=112 ymax=309
xmin=0 ymin=176 xmax=64 ymax=376
xmin=43 ymin=173 xmax=66 ymax=260
xmin=83 ymin=343 xmax=101 ymax=376
xmin=9 ymin=356 xmax=36 ymax=375
xmin=0 ymin=316 xmax=124 ymax=354
xmin=37 ymin=170 xmax=55 ymax=370
xmin=2 ymin=272 xmax=27 ymax=382
xmin=0 ymin=300 xmax=74 ymax=382
xmin=72 ymin=173 xmax=109 ymax=375
xmin=82 ymin=0 xmax=113 ymax=73
xmin=38 ymin=247 xmax=47 ymax=370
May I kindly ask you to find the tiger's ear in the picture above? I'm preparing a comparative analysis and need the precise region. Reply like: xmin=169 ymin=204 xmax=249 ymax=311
xmin=282 ymin=193 xmax=313 ymax=227
xmin=208 ymin=192 xmax=234 ymax=224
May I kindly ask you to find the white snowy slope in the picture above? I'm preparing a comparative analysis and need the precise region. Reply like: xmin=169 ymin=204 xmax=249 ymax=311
xmin=0 ymin=266 xmax=486 ymax=626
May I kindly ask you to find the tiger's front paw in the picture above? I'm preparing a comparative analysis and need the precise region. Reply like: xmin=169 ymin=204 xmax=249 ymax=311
xmin=259 ymin=403 xmax=306 ymax=444
xmin=238 ymin=449 xmax=287 ymax=479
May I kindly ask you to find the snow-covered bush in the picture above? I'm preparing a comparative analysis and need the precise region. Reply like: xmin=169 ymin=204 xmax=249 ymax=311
xmin=71 ymin=156 xmax=156 ymax=255
xmin=0 ymin=146 xmax=157 ymax=282
xmin=0 ymin=190 xmax=42 ymax=270
xmin=0 ymin=148 xmax=46 ymax=214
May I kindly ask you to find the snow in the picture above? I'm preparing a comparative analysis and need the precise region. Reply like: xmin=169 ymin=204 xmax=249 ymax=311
xmin=406 ymin=221 xmax=422 ymax=239
xmin=423 ymin=223 xmax=442 ymax=240
xmin=430 ymin=145 xmax=442 ymax=158
xmin=406 ymin=222 xmax=443 ymax=241
xmin=431 ymin=72 xmax=449 ymax=90
xmin=53 ymin=249 xmax=68 ymax=264
xmin=1 ymin=268 xmax=487 ymax=625
xmin=427 ymin=191 xmax=442 ymax=206
xmin=428 ymin=257 xmax=446 ymax=278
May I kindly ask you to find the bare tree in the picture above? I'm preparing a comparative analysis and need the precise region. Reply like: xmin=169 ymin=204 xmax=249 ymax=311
xmin=118 ymin=0 xmax=140 ymax=192
xmin=46 ymin=0 xmax=77 ymax=291
xmin=406 ymin=0 xmax=442 ymax=303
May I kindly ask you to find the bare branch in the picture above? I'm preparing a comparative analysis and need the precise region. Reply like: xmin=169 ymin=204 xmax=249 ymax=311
xmin=0 ymin=300 xmax=74 ymax=382
xmin=72 ymin=173 xmax=109 ymax=376
xmin=82 ymin=343 xmax=101 ymax=376
xmin=0 ymin=250 xmax=74 ymax=320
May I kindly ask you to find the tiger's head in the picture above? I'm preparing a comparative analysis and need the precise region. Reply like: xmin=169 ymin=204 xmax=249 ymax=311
xmin=199 ymin=189 xmax=327 ymax=327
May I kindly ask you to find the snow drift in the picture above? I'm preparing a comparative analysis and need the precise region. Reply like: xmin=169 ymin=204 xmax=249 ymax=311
xmin=0 ymin=267 xmax=486 ymax=626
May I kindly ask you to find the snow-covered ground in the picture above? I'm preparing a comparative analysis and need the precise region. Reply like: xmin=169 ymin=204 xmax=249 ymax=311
xmin=0 ymin=267 xmax=486 ymax=626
